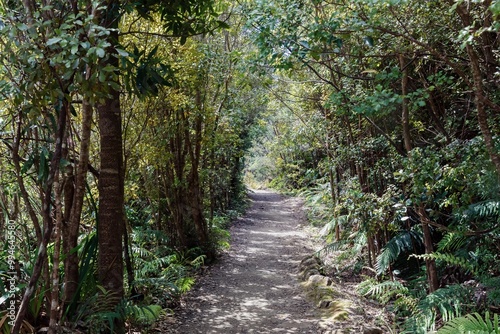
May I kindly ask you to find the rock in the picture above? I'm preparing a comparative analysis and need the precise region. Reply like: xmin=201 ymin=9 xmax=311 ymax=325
xmin=300 ymin=255 xmax=321 ymax=268
xmin=301 ymin=267 xmax=321 ymax=280
xmin=308 ymin=274 xmax=332 ymax=286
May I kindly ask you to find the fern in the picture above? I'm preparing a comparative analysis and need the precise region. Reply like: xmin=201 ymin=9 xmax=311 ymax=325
xmin=393 ymin=293 xmax=419 ymax=315
xmin=318 ymin=230 xmax=366 ymax=269
xmin=437 ymin=312 xmax=499 ymax=334
xmin=437 ymin=232 xmax=468 ymax=252
xmin=403 ymin=284 xmax=471 ymax=334
xmin=358 ymin=278 xmax=408 ymax=304
xmin=320 ymin=214 xmax=349 ymax=238
xmin=318 ymin=239 xmax=348 ymax=254
xmin=135 ymin=254 xmax=176 ymax=277
xmin=76 ymin=287 xmax=164 ymax=333
xmin=457 ymin=200 xmax=500 ymax=225
xmin=376 ymin=230 xmax=422 ymax=276
xmin=411 ymin=252 xmax=477 ymax=275
xmin=124 ymin=303 xmax=164 ymax=326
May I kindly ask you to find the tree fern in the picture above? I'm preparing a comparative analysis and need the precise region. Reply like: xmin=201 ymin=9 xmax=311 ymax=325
xmin=437 ymin=312 xmax=499 ymax=334
xmin=376 ymin=230 xmax=422 ymax=276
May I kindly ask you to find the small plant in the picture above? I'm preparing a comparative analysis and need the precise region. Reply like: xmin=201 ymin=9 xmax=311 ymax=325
xmin=72 ymin=285 xmax=164 ymax=333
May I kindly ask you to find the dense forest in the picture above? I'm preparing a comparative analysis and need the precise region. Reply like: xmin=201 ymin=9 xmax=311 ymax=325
xmin=0 ymin=0 xmax=499 ymax=333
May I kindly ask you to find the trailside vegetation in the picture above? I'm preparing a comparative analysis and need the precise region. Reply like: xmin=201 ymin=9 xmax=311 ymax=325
xmin=0 ymin=0 xmax=262 ymax=333
xmin=245 ymin=0 xmax=500 ymax=332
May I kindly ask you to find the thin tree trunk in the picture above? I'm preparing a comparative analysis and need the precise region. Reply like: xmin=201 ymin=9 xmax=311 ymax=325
xmin=63 ymin=96 xmax=93 ymax=308
xmin=399 ymin=54 xmax=412 ymax=153
xmin=185 ymin=97 xmax=210 ymax=253
xmin=48 ymin=171 xmax=63 ymax=334
xmin=455 ymin=2 xmax=500 ymax=177
xmin=400 ymin=54 xmax=439 ymax=292
xmin=11 ymin=113 xmax=42 ymax=243
xmin=418 ymin=205 xmax=440 ymax=292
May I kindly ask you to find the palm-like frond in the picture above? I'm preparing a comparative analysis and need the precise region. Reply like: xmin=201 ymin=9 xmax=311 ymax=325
xmin=318 ymin=228 xmax=366 ymax=256
xmin=320 ymin=214 xmax=349 ymax=238
xmin=376 ymin=230 xmax=422 ymax=276
xmin=437 ymin=312 xmax=499 ymax=334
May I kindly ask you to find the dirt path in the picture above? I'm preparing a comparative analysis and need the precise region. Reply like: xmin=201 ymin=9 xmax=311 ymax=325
xmin=161 ymin=189 xmax=322 ymax=333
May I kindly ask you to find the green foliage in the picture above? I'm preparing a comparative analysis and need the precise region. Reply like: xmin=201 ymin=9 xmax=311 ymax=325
xmin=359 ymin=279 xmax=473 ymax=334
xmin=131 ymin=227 xmax=206 ymax=307
xmin=376 ymin=230 xmax=423 ymax=276
xmin=411 ymin=252 xmax=477 ymax=276
xmin=457 ymin=201 xmax=500 ymax=226
xmin=73 ymin=286 xmax=164 ymax=333
xmin=482 ymin=277 xmax=500 ymax=308
xmin=358 ymin=278 xmax=409 ymax=304
xmin=209 ymin=215 xmax=232 ymax=250
xmin=410 ymin=285 xmax=471 ymax=331
xmin=437 ymin=312 xmax=499 ymax=334
xmin=437 ymin=232 xmax=468 ymax=253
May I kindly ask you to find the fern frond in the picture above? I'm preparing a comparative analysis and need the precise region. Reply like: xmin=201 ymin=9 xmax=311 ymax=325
xmin=457 ymin=200 xmax=500 ymax=224
xmin=135 ymin=254 xmax=176 ymax=277
xmin=437 ymin=232 xmax=468 ymax=252
xmin=190 ymin=255 xmax=206 ymax=269
xmin=411 ymin=252 xmax=477 ymax=275
xmin=318 ymin=229 xmax=366 ymax=257
xmin=357 ymin=277 xmax=378 ymax=296
xmin=126 ymin=304 xmax=164 ymax=325
xmin=359 ymin=279 xmax=408 ymax=304
xmin=394 ymin=293 xmax=419 ymax=314
xmin=318 ymin=239 xmax=348 ymax=255
xmin=437 ymin=312 xmax=499 ymax=334
xmin=405 ymin=284 xmax=471 ymax=333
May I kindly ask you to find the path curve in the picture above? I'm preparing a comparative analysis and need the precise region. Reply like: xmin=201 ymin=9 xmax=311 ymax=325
xmin=162 ymin=190 xmax=321 ymax=333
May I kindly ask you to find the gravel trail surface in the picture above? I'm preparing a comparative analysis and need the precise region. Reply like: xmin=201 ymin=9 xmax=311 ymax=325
xmin=161 ymin=189 xmax=322 ymax=333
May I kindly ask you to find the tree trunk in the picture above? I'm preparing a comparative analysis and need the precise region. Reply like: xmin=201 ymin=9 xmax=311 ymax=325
xmin=466 ymin=44 xmax=500 ymax=176
xmin=185 ymin=100 xmax=210 ymax=253
xmin=418 ymin=205 xmax=440 ymax=292
xmin=63 ymin=96 xmax=93 ymax=309
xmin=98 ymin=89 xmax=124 ymax=299
xmin=97 ymin=0 xmax=124 ymax=306
xmin=455 ymin=2 xmax=500 ymax=177
xmin=48 ymin=171 xmax=63 ymax=334
xmin=399 ymin=54 xmax=412 ymax=153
